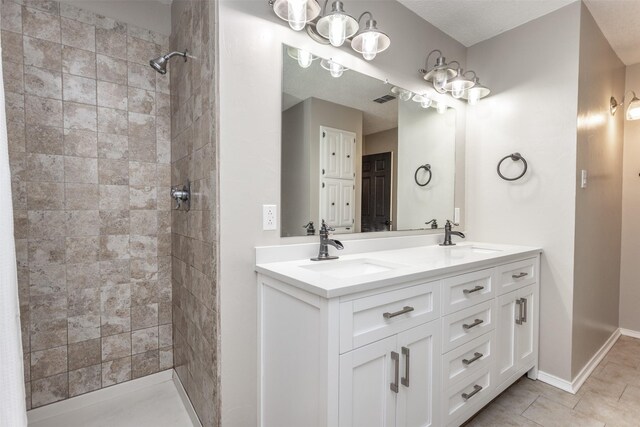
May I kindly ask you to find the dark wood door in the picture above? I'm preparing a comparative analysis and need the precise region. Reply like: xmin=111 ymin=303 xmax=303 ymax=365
xmin=361 ymin=152 xmax=392 ymax=232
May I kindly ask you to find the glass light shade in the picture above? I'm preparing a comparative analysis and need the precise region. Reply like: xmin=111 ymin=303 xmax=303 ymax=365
xmin=627 ymin=96 xmax=640 ymax=120
xmin=272 ymin=0 xmax=321 ymax=31
xmin=316 ymin=1 xmax=359 ymax=47
xmin=464 ymin=78 xmax=490 ymax=105
xmin=286 ymin=47 xmax=315 ymax=68
xmin=391 ymin=86 xmax=412 ymax=101
xmin=437 ymin=101 xmax=447 ymax=114
xmin=320 ymin=58 xmax=347 ymax=78
xmin=350 ymin=19 xmax=391 ymax=61
xmin=412 ymin=94 xmax=432 ymax=109
xmin=445 ymin=69 xmax=475 ymax=99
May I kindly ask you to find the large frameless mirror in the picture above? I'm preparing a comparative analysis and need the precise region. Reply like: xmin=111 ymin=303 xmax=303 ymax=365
xmin=281 ymin=44 xmax=457 ymax=237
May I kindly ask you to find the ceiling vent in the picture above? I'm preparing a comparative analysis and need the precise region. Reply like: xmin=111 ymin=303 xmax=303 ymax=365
xmin=373 ymin=94 xmax=396 ymax=104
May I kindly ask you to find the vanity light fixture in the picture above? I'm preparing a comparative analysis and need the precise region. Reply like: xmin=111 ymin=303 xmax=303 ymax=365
xmin=350 ymin=12 xmax=391 ymax=61
xmin=315 ymin=0 xmax=359 ymax=47
xmin=320 ymin=58 xmax=347 ymax=77
xmin=412 ymin=94 xmax=433 ymax=109
xmin=287 ymin=46 xmax=316 ymax=68
xmin=464 ymin=77 xmax=491 ymax=105
xmin=270 ymin=0 xmax=391 ymax=61
xmin=445 ymin=69 xmax=476 ymax=99
xmin=391 ymin=86 xmax=413 ymax=101
xmin=270 ymin=0 xmax=322 ymax=31
xmin=437 ymin=101 xmax=448 ymax=114
xmin=611 ymin=92 xmax=640 ymax=120
xmin=420 ymin=50 xmax=459 ymax=93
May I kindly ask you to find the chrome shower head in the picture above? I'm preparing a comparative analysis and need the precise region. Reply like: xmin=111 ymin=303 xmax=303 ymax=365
xmin=149 ymin=50 xmax=188 ymax=74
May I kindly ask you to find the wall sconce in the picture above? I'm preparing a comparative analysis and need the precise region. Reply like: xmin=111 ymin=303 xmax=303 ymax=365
xmin=270 ymin=0 xmax=391 ymax=61
xmin=611 ymin=92 xmax=640 ymax=120
xmin=419 ymin=49 xmax=491 ymax=104
xmin=320 ymin=58 xmax=348 ymax=77
xmin=287 ymin=46 xmax=316 ymax=68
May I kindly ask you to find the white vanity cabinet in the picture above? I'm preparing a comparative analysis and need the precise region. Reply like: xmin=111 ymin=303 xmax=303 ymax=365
xmin=257 ymin=248 xmax=541 ymax=427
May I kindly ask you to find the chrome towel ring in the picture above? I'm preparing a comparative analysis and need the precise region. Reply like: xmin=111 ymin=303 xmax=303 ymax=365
xmin=414 ymin=164 xmax=432 ymax=187
xmin=497 ymin=153 xmax=528 ymax=181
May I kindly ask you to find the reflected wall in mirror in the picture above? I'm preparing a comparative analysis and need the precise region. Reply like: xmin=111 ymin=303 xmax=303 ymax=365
xmin=281 ymin=45 xmax=457 ymax=237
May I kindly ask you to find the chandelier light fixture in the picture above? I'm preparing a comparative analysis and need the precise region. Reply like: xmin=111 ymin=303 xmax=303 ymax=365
xmin=270 ymin=0 xmax=391 ymax=61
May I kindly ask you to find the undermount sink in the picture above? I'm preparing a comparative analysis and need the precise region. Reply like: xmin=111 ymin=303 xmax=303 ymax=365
xmin=450 ymin=245 xmax=503 ymax=254
xmin=300 ymin=258 xmax=403 ymax=279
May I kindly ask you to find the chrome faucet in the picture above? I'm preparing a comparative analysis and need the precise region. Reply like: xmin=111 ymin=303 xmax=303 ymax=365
xmin=440 ymin=220 xmax=465 ymax=246
xmin=311 ymin=220 xmax=344 ymax=261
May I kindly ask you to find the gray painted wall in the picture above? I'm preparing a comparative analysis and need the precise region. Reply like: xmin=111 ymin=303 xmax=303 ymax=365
xmin=571 ymin=2 xmax=624 ymax=379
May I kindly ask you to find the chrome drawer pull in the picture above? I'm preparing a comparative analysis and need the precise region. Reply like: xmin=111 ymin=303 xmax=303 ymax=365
xmin=461 ymin=384 xmax=483 ymax=401
xmin=401 ymin=347 xmax=410 ymax=387
xmin=521 ymin=297 xmax=528 ymax=323
xmin=516 ymin=299 xmax=523 ymax=325
xmin=462 ymin=319 xmax=484 ymax=331
xmin=390 ymin=351 xmax=399 ymax=393
xmin=383 ymin=306 xmax=414 ymax=319
xmin=462 ymin=352 xmax=483 ymax=366
xmin=463 ymin=285 xmax=484 ymax=295
xmin=512 ymin=272 xmax=528 ymax=279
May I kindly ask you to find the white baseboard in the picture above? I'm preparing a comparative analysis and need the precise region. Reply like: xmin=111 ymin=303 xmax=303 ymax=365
xmin=27 ymin=369 xmax=173 ymax=423
xmin=172 ymin=370 xmax=203 ymax=427
xmin=620 ymin=328 xmax=640 ymax=339
xmin=538 ymin=328 xmax=621 ymax=394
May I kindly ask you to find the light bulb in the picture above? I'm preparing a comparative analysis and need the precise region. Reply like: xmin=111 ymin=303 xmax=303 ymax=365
xmin=297 ymin=49 xmax=313 ymax=68
xmin=329 ymin=61 xmax=343 ymax=78
xmin=433 ymin=69 xmax=448 ymax=91
xmin=437 ymin=102 xmax=447 ymax=114
xmin=328 ymin=15 xmax=347 ymax=47
xmin=287 ymin=0 xmax=307 ymax=31
xmin=361 ymin=32 xmax=379 ymax=61
xmin=421 ymin=98 xmax=432 ymax=108
xmin=400 ymin=90 xmax=412 ymax=102
xmin=467 ymin=88 xmax=481 ymax=105
xmin=451 ymin=80 xmax=465 ymax=99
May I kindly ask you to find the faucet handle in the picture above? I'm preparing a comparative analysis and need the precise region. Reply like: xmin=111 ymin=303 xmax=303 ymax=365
xmin=320 ymin=219 xmax=335 ymax=233
xmin=446 ymin=220 xmax=459 ymax=227
xmin=425 ymin=219 xmax=438 ymax=229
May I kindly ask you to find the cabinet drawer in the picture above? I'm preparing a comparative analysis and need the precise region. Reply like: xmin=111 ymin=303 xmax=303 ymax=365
xmin=340 ymin=281 xmax=440 ymax=353
xmin=442 ymin=300 xmax=494 ymax=353
xmin=443 ymin=367 xmax=493 ymax=426
xmin=496 ymin=258 xmax=537 ymax=295
xmin=442 ymin=268 xmax=494 ymax=314
xmin=442 ymin=331 xmax=494 ymax=390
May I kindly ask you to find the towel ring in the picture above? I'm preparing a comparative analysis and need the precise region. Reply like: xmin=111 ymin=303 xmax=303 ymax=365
xmin=497 ymin=153 xmax=528 ymax=181
xmin=414 ymin=164 xmax=432 ymax=187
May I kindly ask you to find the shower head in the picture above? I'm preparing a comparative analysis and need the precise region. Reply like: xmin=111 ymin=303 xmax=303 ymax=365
xmin=149 ymin=50 xmax=188 ymax=74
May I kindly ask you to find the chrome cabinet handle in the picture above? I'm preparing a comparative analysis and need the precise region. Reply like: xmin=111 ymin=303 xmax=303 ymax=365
xmin=516 ymin=299 xmax=523 ymax=325
xmin=463 ymin=285 xmax=484 ymax=295
xmin=512 ymin=272 xmax=528 ymax=279
xmin=463 ymin=319 xmax=484 ymax=331
xmin=462 ymin=352 xmax=483 ymax=366
xmin=383 ymin=306 xmax=414 ymax=319
xmin=461 ymin=384 xmax=483 ymax=401
xmin=401 ymin=347 xmax=410 ymax=387
xmin=390 ymin=351 xmax=399 ymax=393
xmin=521 ymin=297 xmax=528 ymax=323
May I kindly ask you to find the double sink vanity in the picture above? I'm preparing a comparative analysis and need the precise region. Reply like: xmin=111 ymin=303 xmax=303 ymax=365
xmin=256 ymin=238 xmax=541 ymax=427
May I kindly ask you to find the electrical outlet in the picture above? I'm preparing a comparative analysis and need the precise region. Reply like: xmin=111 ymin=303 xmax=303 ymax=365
xmin=454 ymin=208 xmax=460 ymax=224
xmin=263 ymin=205 xmax=277 ymax=230
xmin=581 ymin=170 xmax=588 ymax=188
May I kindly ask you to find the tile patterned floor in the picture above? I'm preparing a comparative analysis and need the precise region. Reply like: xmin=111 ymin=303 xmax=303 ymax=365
xmin=466 ymin=335 xmax=640 ymax=427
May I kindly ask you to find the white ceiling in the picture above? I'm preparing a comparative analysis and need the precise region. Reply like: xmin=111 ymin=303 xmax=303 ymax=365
xmin=584 ymin=0 xmax=640 ymax=65
xmin=398 ymin=0 xmax=576 ymax=47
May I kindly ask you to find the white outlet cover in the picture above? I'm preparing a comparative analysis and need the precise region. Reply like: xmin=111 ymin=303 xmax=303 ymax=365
xmin=263 ymin=205 xmax=277 ymax=230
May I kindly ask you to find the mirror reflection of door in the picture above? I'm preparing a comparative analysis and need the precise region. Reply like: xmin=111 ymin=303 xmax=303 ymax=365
xmin=361 ymin=152 xmax=392 ymax=232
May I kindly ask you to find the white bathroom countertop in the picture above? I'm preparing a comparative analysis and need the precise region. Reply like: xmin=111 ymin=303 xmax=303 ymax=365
xmin=255 ymin=242 xmax=542 ymax=298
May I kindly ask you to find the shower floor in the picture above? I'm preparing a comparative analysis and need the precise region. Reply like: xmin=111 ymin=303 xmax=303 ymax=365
xmin=28 ymin=371 xmax=198 ymax=427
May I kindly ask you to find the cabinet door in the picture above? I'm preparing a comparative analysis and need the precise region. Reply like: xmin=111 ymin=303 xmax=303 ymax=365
xmin=321 ymin=179 xmax=340 ymax=227
xmin=396 ymin=322 xmax=441 ymax=427
xmin=515 ymin=284 xmax=537 ymax=370
xmin=339 ymin=180 xmax=355 ymax=228
xmin=496 ymin=290 xmax=518 ymax=385
xmin=339 ymin=336 xmax=397 ymax=427
xmin=341 ymin=133 xmax=356 ymax=179
xmin=321 ymin=128 xmax=341 ymax=178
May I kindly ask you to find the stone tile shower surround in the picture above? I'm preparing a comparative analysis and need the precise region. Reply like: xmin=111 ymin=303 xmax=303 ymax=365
xmin=1 ymin=0 xmax=173 ymax=409
xmin=170 ymin=1 xmax=220 ymax=426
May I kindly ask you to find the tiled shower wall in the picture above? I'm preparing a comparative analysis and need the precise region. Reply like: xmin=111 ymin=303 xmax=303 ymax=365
xmin=1 ymin=0 xmax=173 ymax=409
xmin=170 ymin=1 xmax=219 ymax=426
